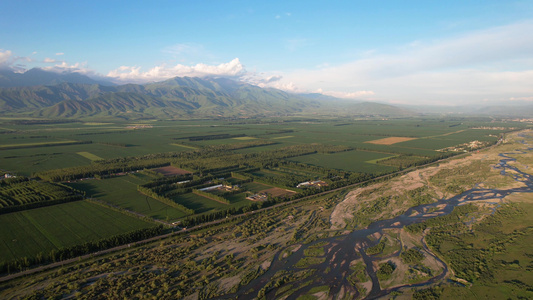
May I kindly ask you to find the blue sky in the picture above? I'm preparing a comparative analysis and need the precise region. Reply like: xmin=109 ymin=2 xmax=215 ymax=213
xmin=1 ymin=1 xmax=532 ymax=105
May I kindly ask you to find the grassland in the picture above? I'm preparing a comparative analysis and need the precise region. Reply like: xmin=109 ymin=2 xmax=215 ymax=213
xmin=0 ymin=200 xmax=154 ymax=263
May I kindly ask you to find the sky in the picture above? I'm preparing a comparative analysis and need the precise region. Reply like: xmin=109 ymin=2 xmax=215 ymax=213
xmin=1 ymin=0 xmax=532 ymax=106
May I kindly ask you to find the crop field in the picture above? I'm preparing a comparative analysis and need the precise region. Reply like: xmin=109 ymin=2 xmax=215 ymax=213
xmin=0 ymin=140 xmax=81 ymax=150
xmin=272 ymin=166 xmax=324 ymax=178
xmin=66 ymin=175 xmax=188 ymax=221
xmin=169 ymin=143 xmax=199 ymax=149
xmin=0 ymin=118 xmax=522 ymax=176
xmin=241 ymin=182 xmax=276 ymax=193
xmin=76 ymin=151 xmax=103 ymax=161
xmin=288 ymin=150 xmax=397 ymax=173
xmin=0 ymin=200 xmax=154 ymax=263
xmin=152 ymin=166 xmax=191 ymax=176
xmin=170 ymin=192 xmax=242 ymax=214
xmin=249 ymin=169 xmax=285 ymax=178
xmin=232 ymin=143 xmax=287 ymax=153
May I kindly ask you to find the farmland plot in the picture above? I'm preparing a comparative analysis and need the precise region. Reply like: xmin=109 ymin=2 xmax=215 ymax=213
xmin=288 ymin=150 xmax=397 ymax=173
xmin=0 ymin=200 xmax=154 ymax=263
xmin=67 ymin=175 xmax=188 ymax=221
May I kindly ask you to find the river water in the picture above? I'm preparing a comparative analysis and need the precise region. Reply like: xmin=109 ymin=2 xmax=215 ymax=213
xmin=225 ymin=132 xmax=533 ymax=300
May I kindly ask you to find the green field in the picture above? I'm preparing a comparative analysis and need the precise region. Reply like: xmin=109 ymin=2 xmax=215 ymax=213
xmin=171 ymin=191 xmax=253 ymax=214
xmin=0 ymin=116 xmax=525 ymax=275
xmin=77 ymin=151 xmax=103 ymax=161
xmin=288 ymin=150 xmax=397 ymax=173
xmin=0 ymin=200 xmax=155 ymax=263
xmin=66 ymin=175 xmax=188 ymax=221
xmin=0 ymin=118 xmax=521 ymax=176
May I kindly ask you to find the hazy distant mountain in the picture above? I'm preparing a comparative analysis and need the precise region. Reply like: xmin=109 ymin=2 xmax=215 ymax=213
xmin=402 ymin=103 xmax=533 ymax=118
xmin=0 ymin=68 xmax=114 ymax=88
xmin=0 ymin=76 xmax=416 ymax=119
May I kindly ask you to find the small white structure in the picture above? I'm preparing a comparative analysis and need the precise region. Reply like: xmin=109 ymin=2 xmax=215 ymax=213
xmin=199 ymin=184 xmax=223 ymax=191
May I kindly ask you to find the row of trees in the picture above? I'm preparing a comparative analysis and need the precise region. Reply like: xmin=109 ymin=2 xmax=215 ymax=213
xmin=137 ymin=185 xmax=195 ymax=215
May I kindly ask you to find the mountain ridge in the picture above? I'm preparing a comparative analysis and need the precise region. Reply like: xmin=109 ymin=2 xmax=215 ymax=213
xmin=0 ymin=69 xmax=416 ymax=119
xmin=0 ymin=68 xmax=115 ymax=88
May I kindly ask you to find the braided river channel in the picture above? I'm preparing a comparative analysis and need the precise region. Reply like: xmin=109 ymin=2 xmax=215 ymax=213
xmin=223 ymin=132 xmax=533 ymax=300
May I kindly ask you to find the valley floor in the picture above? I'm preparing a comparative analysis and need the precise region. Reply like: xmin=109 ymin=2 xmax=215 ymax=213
xmin=0 ymin=131 xmax=532 ymax=299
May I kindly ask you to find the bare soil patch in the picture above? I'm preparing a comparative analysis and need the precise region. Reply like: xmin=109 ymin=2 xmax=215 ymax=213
xmin=365 ymin=137 xmax=418 ymax=145
xmin=259 ymin=187 xmax=297 ymax=198
xmin=152 ymin=166 xmax=192 ymax=176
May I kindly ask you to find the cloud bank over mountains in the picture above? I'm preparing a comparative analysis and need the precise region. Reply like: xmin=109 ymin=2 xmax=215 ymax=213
xmin=106 ymin=58 xmax=247 ymax=83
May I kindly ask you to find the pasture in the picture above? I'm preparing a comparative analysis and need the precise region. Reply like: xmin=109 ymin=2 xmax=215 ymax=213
xmin=0 ymin=200 xmax=154 ymax=263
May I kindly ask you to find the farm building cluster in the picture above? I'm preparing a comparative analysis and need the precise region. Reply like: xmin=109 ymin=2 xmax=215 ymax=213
xmin=296 ymin=180 xmax=328 ymax=188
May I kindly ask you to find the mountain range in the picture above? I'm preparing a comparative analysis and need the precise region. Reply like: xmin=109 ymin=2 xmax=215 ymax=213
xmin=0 ymin=69 xmax=414 ymax=120
xmin=1 ymin=68 xmax=531 ymax=120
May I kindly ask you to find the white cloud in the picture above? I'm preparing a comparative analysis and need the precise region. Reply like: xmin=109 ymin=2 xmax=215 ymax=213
xmin=0 ymin=49 xmax=12 ymax=67
xmin=44 ymin=58 xmax=57 ymax=63
xmin=55 ymin=52 xmax=64 ymax=56
xmin=317 ymin=89 xmax=375 ymax=99
xmin=107 ymin=58 xmax=246 ymax=83
xmin=41 ymin=61 xmax=99 ymax=77
xmin=509 ymin=96 xmax=533 ymax=101
xmin=274 ymin=21 xmax=533 ymax=105
xmin=0 ymin=49 xmax=31 ymax=72
xmin=43 ymin=61 xmax=84 ymax=72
